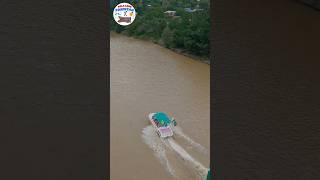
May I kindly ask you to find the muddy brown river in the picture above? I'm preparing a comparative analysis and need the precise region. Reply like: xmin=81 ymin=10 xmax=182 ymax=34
xmin=110 ymin=32 xmax=210 ymax=180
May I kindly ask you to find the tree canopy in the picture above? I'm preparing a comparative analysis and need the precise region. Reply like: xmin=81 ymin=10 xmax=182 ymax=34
xmin=110 ymin=0 xmax=210 ymax=61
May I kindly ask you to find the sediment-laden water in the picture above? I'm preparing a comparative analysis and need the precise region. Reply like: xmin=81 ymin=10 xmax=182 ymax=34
xmin=110 ymin=32 xmax=210 ymax=180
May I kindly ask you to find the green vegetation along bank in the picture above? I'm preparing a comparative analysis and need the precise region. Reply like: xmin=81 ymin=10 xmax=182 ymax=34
xmin=110 ymin=0 xmax=210 ymax=63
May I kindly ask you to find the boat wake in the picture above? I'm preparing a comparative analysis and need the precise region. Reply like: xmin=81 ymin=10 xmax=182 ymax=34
xmin=173 ymin=126 xmax=209 ymax=155
xmin=166 ymin=138 xmax=208 ymax=179
xmin=142 ymin=125 xmax=208 ymax=180
xmin=142 ymin=126 xmax=176 ymax=177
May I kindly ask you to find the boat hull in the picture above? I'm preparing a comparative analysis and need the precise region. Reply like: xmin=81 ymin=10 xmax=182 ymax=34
xmin=148 ymin=113 xmax=174 ymax=138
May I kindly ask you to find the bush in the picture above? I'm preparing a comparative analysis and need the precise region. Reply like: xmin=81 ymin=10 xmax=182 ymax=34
xmin=110 ymin=0 xmax=210 ymax=60
xmin=162 ymin=26 xmax=174 ymax=48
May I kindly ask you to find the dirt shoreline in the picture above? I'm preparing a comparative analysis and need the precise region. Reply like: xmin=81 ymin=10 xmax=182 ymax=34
xmin=111 ymin=31 xmax=210 ymax=64
xmin=111 ymin=32 xmax=210 ymax=180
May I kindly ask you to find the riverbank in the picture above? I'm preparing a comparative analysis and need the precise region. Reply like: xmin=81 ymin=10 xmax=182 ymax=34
xmin=111 ymin=33 xmax=210 ymax=180
xmin=111 ymin=31 xmax=210 ymax=64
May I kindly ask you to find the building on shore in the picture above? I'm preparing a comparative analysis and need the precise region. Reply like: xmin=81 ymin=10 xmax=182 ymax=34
xmin=164 ymin=10 xmax=177 ymax=17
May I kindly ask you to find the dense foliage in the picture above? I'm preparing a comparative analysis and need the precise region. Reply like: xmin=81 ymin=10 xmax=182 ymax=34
xmin=110 ymin=0 xmax=210 ymax=60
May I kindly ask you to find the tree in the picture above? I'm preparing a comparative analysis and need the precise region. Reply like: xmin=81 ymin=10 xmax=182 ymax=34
xmin=110 ymin=0 xmax=210 ymax=60
xmin=162 ymin=26 xmax=174 ymax=47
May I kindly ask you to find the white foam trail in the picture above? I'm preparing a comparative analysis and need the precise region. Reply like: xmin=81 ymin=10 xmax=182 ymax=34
xmin=167 ymin=138 xmax=208 ymax=179
xmin=173 ymin=127 xmax=209 ymax=155
xmin=141 ymin=126 xmax=176 ymax=177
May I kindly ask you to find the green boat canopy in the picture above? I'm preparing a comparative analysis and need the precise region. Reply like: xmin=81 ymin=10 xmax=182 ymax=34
xmin=153 ymin=112 xmax=171 ymax=125
xmin=206 ymin=168 xmax=212 ymax=180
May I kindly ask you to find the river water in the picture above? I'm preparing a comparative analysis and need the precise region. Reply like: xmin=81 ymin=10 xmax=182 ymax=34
xmin=110 ymin=32 xmax=210 ymax=180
